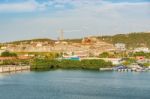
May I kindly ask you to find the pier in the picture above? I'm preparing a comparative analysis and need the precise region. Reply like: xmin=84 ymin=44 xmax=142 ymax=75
xmin=99 ymin=68 xmax=113 ymax=71
xmin=116 ymin=69 xmax=131 ymax=72
xmin=0 ymin=65 xmax=30 ymax=73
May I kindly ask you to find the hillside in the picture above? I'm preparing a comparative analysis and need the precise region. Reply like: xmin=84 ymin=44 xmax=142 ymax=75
xmin=97 ymin=32 xmax=150 ymax=49
xmin=64 ymin=32 xmax=150 ymax=49
xmin=3 ymin=32 xmax=150 ymax=49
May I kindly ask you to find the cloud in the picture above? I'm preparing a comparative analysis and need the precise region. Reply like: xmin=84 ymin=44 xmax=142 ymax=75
xmin=51 ymin=1 xmax=150 ymax=21
xmin=0 ymin=0 xmax=149 ymax=13
xmin=0 ymin=0 xmax=150 ymax=42
xmin=0 ymin=0 xmax=48 ymax=12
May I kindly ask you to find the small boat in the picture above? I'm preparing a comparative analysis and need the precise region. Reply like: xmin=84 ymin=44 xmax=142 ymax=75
xmin=129 ymin=63 xmax=145 ymax=72
xmin=113 ymin=65 xmax=128 ymax=71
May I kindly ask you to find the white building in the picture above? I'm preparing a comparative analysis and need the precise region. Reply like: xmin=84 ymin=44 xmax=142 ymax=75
xmin=134 ymin=47 xmax=150 ymax=53
xmin=115 ymin=43 xmax=126 ymax=51
xmin=36 ymin=43 xmax=43 ymax=47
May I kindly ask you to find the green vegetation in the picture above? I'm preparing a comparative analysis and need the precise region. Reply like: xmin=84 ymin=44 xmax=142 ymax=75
xmin=98 ymin=52 xmax=127 ymax=58
xmin=99 ymin=52 xmax=110 ymax=58
xmin=16 ymin=52 xmax=60 ymax=59
xmin=1 ymin=60 xmax=17 ymax=65
xmin=17 ymin=52 xmax=61 ymax=59
xmin=122 ymin=58 xmax=136 ymax=66
xmin=97 ymin=32 xmax=150 ymax=49
xmin=31 ymin=59 xmax=113 ymax=70
xmin=64 ymin=38 xmax=82 ymax=43
xmin=62 ymin=32 xmax=150 ymax=49
xmin=0 ymin=59 xmax=30 ymax=66
xmin=64 ymin=32 xmax=150 ymax=49
xmin=1 ymin=51 xmax=17 ymax=57
xmin=133 ymin=52 xmax=150 ymax=58
xmin=143 ymin=63 xmax=150 ymax=67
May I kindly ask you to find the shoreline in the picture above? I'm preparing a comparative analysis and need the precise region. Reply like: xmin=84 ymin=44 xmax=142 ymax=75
xmin=0 ymin=65 xmax=30 ymax=73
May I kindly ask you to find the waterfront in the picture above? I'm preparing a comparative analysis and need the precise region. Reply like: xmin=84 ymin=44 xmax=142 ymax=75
xmin=0 ymin=70 xmax=150 ymax=99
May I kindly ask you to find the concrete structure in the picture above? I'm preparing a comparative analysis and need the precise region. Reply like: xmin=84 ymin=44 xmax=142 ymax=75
xmin=0 ymin=65 xmax=30 ymax=73
xmin=115 ymin=43 xmax=126 ymax=51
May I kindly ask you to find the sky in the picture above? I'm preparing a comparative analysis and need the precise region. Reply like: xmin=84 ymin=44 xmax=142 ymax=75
xmin=0 ymin=0 xmax=150 ymax=42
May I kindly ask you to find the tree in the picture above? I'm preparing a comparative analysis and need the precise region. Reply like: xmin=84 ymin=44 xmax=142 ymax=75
xmin=133 ymin=51 xmax=146 ymax=57
xmin=99 ymin=52 xmax=110 ymax=58
xmin=1 ymin=51 xmax=17 ymax=57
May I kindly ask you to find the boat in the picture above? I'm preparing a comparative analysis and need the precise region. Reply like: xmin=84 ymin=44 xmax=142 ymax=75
xmin=129 ymin=63 xmax=145 ymax=72
xmin=113 ymin=65 xmax=128 ymax=71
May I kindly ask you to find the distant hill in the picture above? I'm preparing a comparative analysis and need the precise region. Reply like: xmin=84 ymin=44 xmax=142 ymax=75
xmin=97 ymin=32 xmax=150 ymax=49
xmin=63 ymin=32 xmax=150 ymax=49
xmin=64 ymin=38 xmax=82 ymax=43
xmin=5 ymin=38 xmax=55 ymax=45
xmin=3 ymin=32 xmax=150 ymax=49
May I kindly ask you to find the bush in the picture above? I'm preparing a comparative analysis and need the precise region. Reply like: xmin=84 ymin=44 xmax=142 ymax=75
xmin=31 ymin=59 xmax=113 ymax=70
xmin=99 ymin=52 xmax=110 ymax=58
xmin=1 ymin=51 xmax=17 ymax=57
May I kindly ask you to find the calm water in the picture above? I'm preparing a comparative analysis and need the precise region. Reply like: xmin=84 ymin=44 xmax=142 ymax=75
xmin=0 ymin=70 xmax=150 ymax=99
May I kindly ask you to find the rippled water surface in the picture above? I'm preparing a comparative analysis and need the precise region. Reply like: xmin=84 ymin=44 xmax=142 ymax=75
xmin=0 ymin=70 xmax=150 ymax=99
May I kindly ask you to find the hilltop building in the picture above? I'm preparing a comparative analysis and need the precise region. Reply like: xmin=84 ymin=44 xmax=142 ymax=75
xmin=115 ymin=43 xmax=126 ymax=51
xmin=82 ymin=37 xmax=98 ymax=44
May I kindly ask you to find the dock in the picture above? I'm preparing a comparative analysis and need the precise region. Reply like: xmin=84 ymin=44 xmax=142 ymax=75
xmin=116 ymin=69 xmax=131 ymax=72
xmin=0 ymin=65 xmax=30 ymax=73
xmin=99 ymin=68 xmax=113 ymax=71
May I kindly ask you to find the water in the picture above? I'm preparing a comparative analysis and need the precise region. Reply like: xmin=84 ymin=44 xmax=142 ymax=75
xmin=0 ymin=70 xmax=150 ymax=99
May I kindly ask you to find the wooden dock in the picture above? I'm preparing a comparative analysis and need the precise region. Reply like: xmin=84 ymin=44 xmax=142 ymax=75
xmin=0 ymin=65 xmax=30 ymax=73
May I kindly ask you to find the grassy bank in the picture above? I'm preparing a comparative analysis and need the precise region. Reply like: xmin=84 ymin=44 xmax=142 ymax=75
xmin=31 ymin=59 xmax=113 ymax=70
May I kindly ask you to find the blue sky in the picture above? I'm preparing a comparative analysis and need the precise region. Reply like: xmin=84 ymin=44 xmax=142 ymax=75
xmin=0 ymin=0 xmax=150 ymax=42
